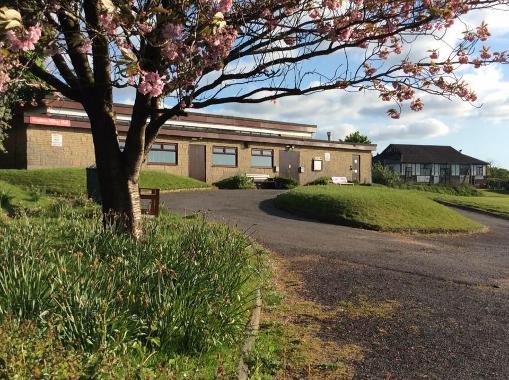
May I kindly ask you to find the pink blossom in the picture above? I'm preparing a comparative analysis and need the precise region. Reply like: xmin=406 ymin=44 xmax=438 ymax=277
xmin=480 ymin=46 xmax=492 ymax=60
xmin=410 ymin=99 xmax=424 ymax=111
xmin=162 ymin=23 xmax=183 ymax=40
xmin=99 ymin=13 xmax=117 ymax=35
xmin=138 ymin=71 xmax=165 ymax=97
xmin=77 ymin=38 xmax=92 ymax=54
xmin=387 ymin=109 xmax=400 ymax=119
xmin=0 ymin=71 xmax=10 ymax=93
xmin=5 ymin=25 xmax=42 ymax=52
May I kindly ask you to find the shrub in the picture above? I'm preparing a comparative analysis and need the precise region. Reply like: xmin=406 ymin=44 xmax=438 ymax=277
xmin=213 ymin=175 xmax=257 ymax=189
xmin=487 ymin=178 xmax=509 ymax=191
xmin=0 ymin=213 xmax=258 ymax=356
xmin=396 ymin=183 xmax=481 ymax=196
xmin=372 ymin=162 xmax=401 ymax=186
xmin=305 ymin=176 xmax=331 ymax=186
xmin=273 ymin=177 xmax=298 ymax=189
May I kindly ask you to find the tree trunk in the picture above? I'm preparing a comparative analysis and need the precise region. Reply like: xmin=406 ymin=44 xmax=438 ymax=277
xmin=86 ymin=103 xmax=144 ymax=238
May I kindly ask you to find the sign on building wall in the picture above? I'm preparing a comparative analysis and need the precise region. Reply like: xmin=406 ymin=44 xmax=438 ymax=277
xmin=324 ymin=152 xmax=331 ymax=162
xmin=28 ymin=116 xmax=71 ymax=127
xmin=51 ymin=133 xmax=63 ymax=147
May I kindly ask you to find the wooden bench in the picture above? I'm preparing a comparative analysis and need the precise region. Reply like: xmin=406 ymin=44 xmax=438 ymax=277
xmin=331 ymin=176 xmax=354 ymax=186
xmin=139 ymin=188 xmax=160 ymax=217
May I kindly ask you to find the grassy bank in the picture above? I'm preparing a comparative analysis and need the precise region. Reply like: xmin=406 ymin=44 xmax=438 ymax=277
xmin=436 ymin=190 xmax=509 ymax=219
xmin=274 ymin=185 xmax=482 ymax=233
xmin=0 ymin=186 xmax=264 ymax=378
xmin=0 ymin=168 xmax=209 ymax=196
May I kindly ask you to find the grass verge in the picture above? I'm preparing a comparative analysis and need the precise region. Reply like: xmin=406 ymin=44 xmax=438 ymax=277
xmin=435 ymin=190 xmax=509 ymax=219
xmin=0 ymin=168 xmax=209 ymax=196
xmin=0 ymin=190 xmax=266 ymax=378
xmin=274 ymin=185 xmax=482 ymax=233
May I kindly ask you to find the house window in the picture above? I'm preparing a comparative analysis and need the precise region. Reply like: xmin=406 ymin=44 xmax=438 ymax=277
xmin=148 ymin=143 xmax=177 ymax=165
xmin=251 ymin=149 xmax=273 ymax=168
xmin=459 ymin=164 xmax=470 ymax=175
xmin=212 ymin=146 xmax=237 ymax=167
xmin=420 ymin=164 xmax=432 ymax=176
xmin=475 ymin=165 xmax=484 ymax=176
xmin=404 ymin=164 xmax=413 ymax=177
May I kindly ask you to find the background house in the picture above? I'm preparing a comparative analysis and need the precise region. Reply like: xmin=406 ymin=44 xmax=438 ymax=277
xmin=374 ymin=144 xmax=488 ymax=186
xmin=0 ymin=96 xmax=376 ymax=184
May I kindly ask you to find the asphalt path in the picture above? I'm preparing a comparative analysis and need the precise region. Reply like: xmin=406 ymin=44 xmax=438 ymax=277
xmin=162 ymin=189 xmax=509 ymax=379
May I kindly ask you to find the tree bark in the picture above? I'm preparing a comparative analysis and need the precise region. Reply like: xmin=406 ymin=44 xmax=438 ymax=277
xmin=85 ymin=102 xmax=144 ymax=238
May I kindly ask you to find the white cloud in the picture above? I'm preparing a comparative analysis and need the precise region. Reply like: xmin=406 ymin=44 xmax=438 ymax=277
xmin=370 ymin=119 xmax=451 ymax=141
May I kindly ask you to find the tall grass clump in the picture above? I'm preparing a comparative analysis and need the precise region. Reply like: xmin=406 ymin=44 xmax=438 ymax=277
xmin=0 ymin=212 xmax=258 ymax=357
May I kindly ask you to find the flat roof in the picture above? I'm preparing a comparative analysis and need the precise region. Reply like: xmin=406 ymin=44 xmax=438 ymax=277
xmin=23 ymin=114 xmax=376 ymax=152
xmin=41 ymin=97 xmax=317 ymax=134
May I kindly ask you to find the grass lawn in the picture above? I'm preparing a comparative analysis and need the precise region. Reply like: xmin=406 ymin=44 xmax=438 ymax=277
xmin=0 ymin=168 xmax=208 ymax=196
xmin=0 ymin=183 xmax=266 ymax=378
xmin=274 ymin=185 xmax=482 ymax=233
xmin=435 ymin=190 xmax=509 ymax=219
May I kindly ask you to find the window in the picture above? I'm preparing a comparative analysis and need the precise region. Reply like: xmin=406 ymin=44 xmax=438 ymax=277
xmin=475 ymin=165 xmax=484 ymax=176
xmin=420 ymin=163 xmax=432 ymax=176
xmin=251 ymin=149 xmax=273 ymax=168
xmin=212 ymin=146 xmax=237 ymax=167
xmin=119 ymin=140 xmax=125 ymax=151
xmin=148 ymin=143 xmax=177 ymax=165
xmin=404 ymin=164 xmax=413 ymax=177
xmin=459 ymin=164 xmax=470 ymax=175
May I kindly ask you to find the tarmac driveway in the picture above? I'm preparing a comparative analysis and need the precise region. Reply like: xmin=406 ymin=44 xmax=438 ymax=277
xmin=162 ymin=189 xmax=509 ymax=379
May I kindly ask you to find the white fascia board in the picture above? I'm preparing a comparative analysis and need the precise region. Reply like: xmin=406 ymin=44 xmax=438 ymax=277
xmin=47 ymin=107 xmax=312 ymax=138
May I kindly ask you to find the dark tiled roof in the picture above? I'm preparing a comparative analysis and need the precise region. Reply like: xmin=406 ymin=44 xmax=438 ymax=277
xmin=376 ymin=144 xmax=488 ymax=165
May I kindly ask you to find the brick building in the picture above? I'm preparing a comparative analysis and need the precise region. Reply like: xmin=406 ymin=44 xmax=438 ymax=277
xmin=1 ymin=97 xmax=376 ymax=184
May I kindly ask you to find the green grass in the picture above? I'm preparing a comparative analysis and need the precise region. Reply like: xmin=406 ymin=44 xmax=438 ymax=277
xmin=0 ymin=206 xmax=264 ymax=378
xmin=274 ymin=185 xmax=482 ymax=233
xmin=436 ymin=190 xmax=509 ymax=219
xmin=0 ymin=168 xmax=208 ymax=196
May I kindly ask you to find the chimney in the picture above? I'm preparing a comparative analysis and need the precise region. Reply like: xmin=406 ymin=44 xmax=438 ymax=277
xmin=327 ymin=131 xmax=332 ymax=141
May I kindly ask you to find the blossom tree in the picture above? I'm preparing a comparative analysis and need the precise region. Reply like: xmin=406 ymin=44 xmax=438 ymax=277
xmin=0 ymin=0 xmax=507 ymax=236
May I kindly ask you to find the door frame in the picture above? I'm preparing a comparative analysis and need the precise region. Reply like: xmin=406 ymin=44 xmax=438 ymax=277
xmin=188 ymin=144 xmax=207 ymax=182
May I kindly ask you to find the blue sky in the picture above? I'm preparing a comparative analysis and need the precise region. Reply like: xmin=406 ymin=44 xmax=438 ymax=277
xmin=115 ymin=7 xmax=509 ymax=168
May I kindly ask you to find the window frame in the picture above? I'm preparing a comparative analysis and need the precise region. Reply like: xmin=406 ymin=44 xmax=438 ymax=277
xmin=147 ymin=142 xmax=178 ymax=166
xmin=251 ymin=148 xmax=274 ymax=168
xmin=420 ymin=163 xmax=432 ymax=176
xmin=212 ymin=145 xmax=238 ymax=167
xmin=475 ymin=165 xmax=484 ymax=176
xmin=459 ymin=164 xmax=471 ymax=176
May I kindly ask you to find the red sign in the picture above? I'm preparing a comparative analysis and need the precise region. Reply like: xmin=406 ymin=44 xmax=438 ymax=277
xmin=27 ymin=116 xmax=71 ymax=127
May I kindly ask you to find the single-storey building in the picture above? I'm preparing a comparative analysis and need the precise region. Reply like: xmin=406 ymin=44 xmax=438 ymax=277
xmin=374 ymin=144 xmax=488 ymax=185
xmin=0 ymin=96 xmax=376 ymax=185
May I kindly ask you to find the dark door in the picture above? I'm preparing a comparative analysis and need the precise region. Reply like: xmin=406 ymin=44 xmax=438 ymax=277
xmin=352 ymin=155 xmax=360 ymax=182
xmin=189 ymin=144 xmax=206 ymax=182
xmin=279 ymin=150 xmax=300 ymax=182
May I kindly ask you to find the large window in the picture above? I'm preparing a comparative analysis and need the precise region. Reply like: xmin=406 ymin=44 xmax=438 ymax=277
xmin=459 ymin=164 xmax=471 ymax=175
xmin=475 ymin=165 xmax=484 ymax=176
xmin=212 ymin=146 xmax=237 ymax=167
xmin=420 ymin=163 xmax=432 ymax=176
xmin=148 ymin=143 xmax=177 ymax=165
xmin=251 ymin=148 xmax=273 ymax=168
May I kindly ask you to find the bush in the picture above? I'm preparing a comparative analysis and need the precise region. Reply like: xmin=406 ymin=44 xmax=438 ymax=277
xmin=305 ymin=176 xmax=331 ymax=186
xmin=396 ymin=183 xmax=481 ymax=196
xmin=273 ymin=177 xmax=298 ymax=189
xmin=0 ymin=213 xmax=258 ymax=357
xmin=372 ymin=162 xmax=402 ymax=186
xmin=487 ymin=178 xmax=509 ymax=191
xmin=213 ymin=175 xmax=257 ymax=189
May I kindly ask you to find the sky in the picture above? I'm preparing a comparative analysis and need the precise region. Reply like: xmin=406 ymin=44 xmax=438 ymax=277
xmin=115 ymin=6 xmax=509 ymax=168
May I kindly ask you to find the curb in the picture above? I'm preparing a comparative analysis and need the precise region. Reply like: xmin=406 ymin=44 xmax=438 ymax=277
xmin=237 ymin=288 xmax=262 ymax=380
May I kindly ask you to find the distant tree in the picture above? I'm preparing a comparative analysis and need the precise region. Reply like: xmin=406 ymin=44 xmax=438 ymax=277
xmin=344 ymin=131 xmax=371 ymax=144
xmin=487 ymin=165 xmax=509 ymax=179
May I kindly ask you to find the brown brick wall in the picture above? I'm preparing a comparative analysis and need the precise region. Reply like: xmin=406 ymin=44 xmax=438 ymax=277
xmin=20 ymin=126 xmax=373 ymax=184
xmin=26 ymin=126 xmax=95 ymax=169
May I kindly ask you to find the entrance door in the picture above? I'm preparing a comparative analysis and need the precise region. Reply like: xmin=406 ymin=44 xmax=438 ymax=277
xmin=352 ymin=155 xmax=360 ymax=182
xmin=279 ymin=150 xmax=300 ymax=182
xmin=189 ymin=144 xmax=206 ymax=182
